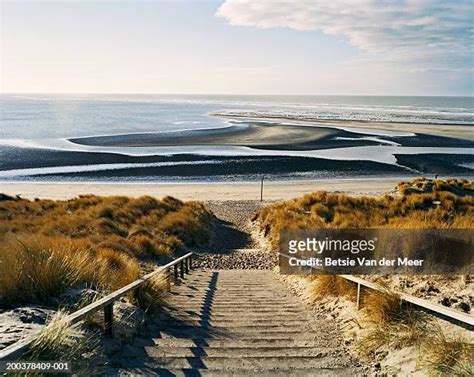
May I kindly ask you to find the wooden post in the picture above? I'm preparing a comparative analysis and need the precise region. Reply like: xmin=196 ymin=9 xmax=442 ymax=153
xmin=260 ymin=175 xmax=264 ymax=202
xmin=188 ymin=256 xmax=192 ymax=271
xmin=174 ymin=265 xmax=178 ymax=283
xmin=180 ymin=260 xmax=185 ymax=278
xmin=356 ymin=283 xmax=361 ymax=310
xmin=104 ymin=303 xmax=114 ymax=336
xmin=167 ymin=269 xmax=171 ymax=292
xmin=184 ymin=258 xmax=189 ymax=274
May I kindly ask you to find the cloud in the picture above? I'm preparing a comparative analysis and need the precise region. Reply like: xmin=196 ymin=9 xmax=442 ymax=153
xmin=216 ymin=0 xmax=473 ymax=72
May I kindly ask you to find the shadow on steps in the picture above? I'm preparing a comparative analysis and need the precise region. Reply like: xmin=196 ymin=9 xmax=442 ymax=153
xmin=111 ymin=272 xmax=231 ymax=373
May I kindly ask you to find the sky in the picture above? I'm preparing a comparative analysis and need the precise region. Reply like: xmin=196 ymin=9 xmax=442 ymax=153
xmin=1 ymin=0 xmax=472 ymax=96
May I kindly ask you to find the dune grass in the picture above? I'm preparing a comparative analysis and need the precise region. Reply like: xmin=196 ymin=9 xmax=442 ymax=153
xmin=0 ymin=235 xmax=141 ymax=307
xmin=307 ymin=275 xmax=473 ymax=371
xmin=398 ymin=177 xmax=473 ymax=197
xmin=420 ymin=330 xmax=474 ymax=376
xmin=0 ymin=195 xmax=213 ymax=307
xmin=0 ymin=195 xmax=211 ymax=258
xmin=258 ymin=178 xmax=473 ymax=372
xmin=255 ymin=178 xmax=473 ymax=250
xmin=134 ymin=273 xmax=168 ymax=313
xmin=357 ymin=287 xmax=430 ymax=354
xmin=23 ymin=311 xmax=100 ymax=374
xmin=307 ymin=275 xmax=356 ymax=300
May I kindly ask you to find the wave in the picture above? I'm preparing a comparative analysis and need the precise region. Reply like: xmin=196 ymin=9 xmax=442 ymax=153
xmin=173 ymin=121 xmax=201 ymax=125
xmin=2 ymin=94 xmax=472 ymax=126
xmin=212 ymin=110 xmax=474 ymax=125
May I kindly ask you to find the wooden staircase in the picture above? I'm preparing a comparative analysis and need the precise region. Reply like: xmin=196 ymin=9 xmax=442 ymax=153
xmin=109 ymin=269 xmax=358 ymax=376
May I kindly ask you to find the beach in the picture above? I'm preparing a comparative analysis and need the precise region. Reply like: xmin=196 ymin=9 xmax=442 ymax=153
xmin=0 ymin=178 xmax=404 ymax=201
xmin=69 ymin=117 xmax=473 ymax=150
xmin=2 ymin=2 xmax=473 ymax=374
xmin=1 ymin=96 xmax=472 ymax=183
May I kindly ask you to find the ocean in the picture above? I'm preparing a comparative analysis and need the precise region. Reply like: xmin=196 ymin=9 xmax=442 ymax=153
xmin=0 ymin=94 xmax=473 ymax=182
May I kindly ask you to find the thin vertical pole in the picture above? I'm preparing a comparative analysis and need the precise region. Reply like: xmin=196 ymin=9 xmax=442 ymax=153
xmin=167 ymin=269 xmax=171 ymax=292
xmin=260 ymin=175 xmax=264 ymax=202
xmin=356 ymin=283 xmax=361 ymax=310
xmin=180 ymin=260 xmax=184 ymax=278
xmin=174 ymin=265 xmax=178 ymax=283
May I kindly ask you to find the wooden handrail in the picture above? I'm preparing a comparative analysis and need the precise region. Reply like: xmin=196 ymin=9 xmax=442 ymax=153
xmin=279 ymin=253 xmax=474 ymax=330
xmin=0 ymin=252 xmax=194 ymax=360
xmin=341 ymin=274 xmax=474 ymax=330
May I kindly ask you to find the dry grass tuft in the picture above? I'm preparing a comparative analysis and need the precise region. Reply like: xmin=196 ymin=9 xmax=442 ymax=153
xmin=358 ymin=319 xmax=429 ymax=355
xmin=95 ymin=247 xmax=140 ymax=291
xmin=358 ymin=288 xmax=430 ymax=355
xmin=158 ymin=201 xmax=212 ymax=245
xmin=24 ymin=311 xmax=100 ymax=372
xmin=420 ymin=330 xmax=474 ymax=376
xmin=363 ymin=287 xmax=405 ymax=325
xmin=308 ymin=275 xmax=356 ymax=300
xmin=134 ymin=273 xmax=168 ymax=312
xmin=357 ymin=291 xmax=472 ymax=370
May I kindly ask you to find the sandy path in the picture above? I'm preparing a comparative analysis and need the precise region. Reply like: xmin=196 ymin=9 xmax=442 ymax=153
xmin=203 ymin=200 xmax=265 ymax=251
xmin=194 ymin=200 xmax=275 ymax=270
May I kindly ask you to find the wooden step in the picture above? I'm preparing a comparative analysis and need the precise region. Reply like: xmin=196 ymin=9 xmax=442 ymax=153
xmin=140 ymin=355 xmax=349 ymax=370
xmin=145 ymin=346 xmax=338 ymax=358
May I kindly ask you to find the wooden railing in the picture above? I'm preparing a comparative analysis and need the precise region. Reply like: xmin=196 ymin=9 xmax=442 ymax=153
xmin=279 ymin=253 xmax=474 ymax=330
xmin=341 ymin=274 xmax=474 ymax=330
xmin=0 ymin=252 xmax=194 ymax=360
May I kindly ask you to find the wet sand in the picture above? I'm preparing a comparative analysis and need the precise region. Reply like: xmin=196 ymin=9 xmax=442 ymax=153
xmin=0 ymin=178 xmax=405 ymax=201
xmin=69 ymin=123 xmax=373 ymax=150
xmin=69 ymin=117 xmax=473 ymax=151
xmin=214 ymin=115 xmax=474 ymax=140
